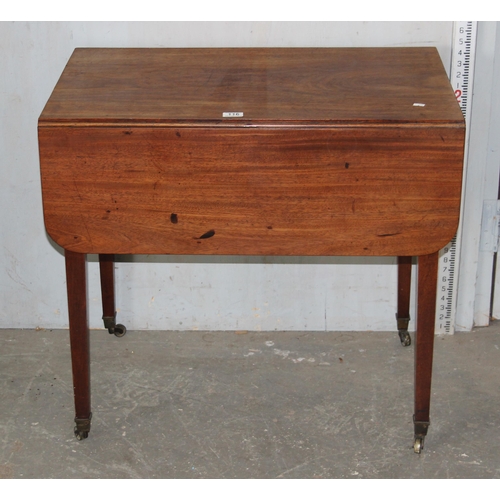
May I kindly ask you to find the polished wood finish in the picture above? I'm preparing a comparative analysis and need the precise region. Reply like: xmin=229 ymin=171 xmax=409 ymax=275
xmin=397 ymin=257 xmax=413 ymax=321
xmin=39 ymin=48 xmax=465 ymax=447
xmin=99 ymin=254 xmax=116 ymax=321
xmin=39 ymin=48 xmax=464 ymax=257
xmin=65 ymin=250 xmax=90 ymax=419
xmin=38 ymin=48 xmax=463 ymax=125
xmin=414 ymin=252 xmax=439 ymax=424
xmin=39 ymin=126 xmax=463 ymax=256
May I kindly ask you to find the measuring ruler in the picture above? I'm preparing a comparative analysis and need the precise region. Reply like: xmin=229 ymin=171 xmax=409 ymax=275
xmin=435 ymin=21 xmax=477 ymax=334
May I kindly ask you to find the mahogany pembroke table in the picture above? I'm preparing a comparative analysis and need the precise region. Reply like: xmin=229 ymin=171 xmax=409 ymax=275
xmin=38 ymin=48 xmax=465 ymax=453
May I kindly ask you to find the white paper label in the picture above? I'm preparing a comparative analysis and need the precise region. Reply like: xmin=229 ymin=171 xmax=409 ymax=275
xmin=222 ymin=111 xmax=244 ymax=117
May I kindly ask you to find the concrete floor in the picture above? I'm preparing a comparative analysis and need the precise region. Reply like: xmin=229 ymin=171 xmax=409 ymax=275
xmin=1 ymin=323 xmax=500 ymax=479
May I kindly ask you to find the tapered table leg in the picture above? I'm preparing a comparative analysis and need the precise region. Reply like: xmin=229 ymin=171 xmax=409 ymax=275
xmin=99 ymin=254 xmax=126 ymax=337
xmin=65 ymin=250 xmax=92 ymax=440
xmin=413 ymin=251 xmax=438 ymax=453
xmin=396 ymin=256 xmax=412 ymax=346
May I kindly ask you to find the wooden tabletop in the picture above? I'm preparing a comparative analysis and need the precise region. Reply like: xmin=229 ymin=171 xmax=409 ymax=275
xmin=39 ymin=47 xmax=465 ymax=256
xmin=39 ymin=47 xmax=463 ymax=127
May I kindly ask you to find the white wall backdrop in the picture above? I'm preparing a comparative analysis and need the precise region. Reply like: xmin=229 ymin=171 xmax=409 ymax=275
xmin=456 ymin=22 xmax=500 ymax=330
xmin=0 ymin=21 xmax=495 ymax=332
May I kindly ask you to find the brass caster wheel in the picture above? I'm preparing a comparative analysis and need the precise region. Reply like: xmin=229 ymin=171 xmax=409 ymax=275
xmin=413 ymin=437 xmax=424 ymax=454
xmin=398 ymin=330 xmax=411 ymax=347
xmin=74 ymin=413 xmax=91 ymax=440
xmin=103 ymin=315 xmax=126 ymax=337
xmin=74 ymin=428 xmax=89 ymax=440
xmin=113 ymin=324 xmax=127 ymax=337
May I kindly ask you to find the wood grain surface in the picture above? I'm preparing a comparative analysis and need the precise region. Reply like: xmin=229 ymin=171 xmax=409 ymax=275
xmin=65 ymin=250 xmax=91 ymax=418
xmin=38 ymin=48 xmax=465 ymax=256
xmin=39 ymin=47 xmax=464 ymax=126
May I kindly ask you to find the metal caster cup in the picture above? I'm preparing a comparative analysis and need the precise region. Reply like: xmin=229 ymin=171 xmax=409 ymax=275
xmin=74 ymin=413 xmax=92 ymax=440
xmin=396 ymin=315 xmax=411 ymax=346
xmin=103 ymin=314 xmax=127 ymax=337
xmin=413 ymin=417 xmax=429 ymax=454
